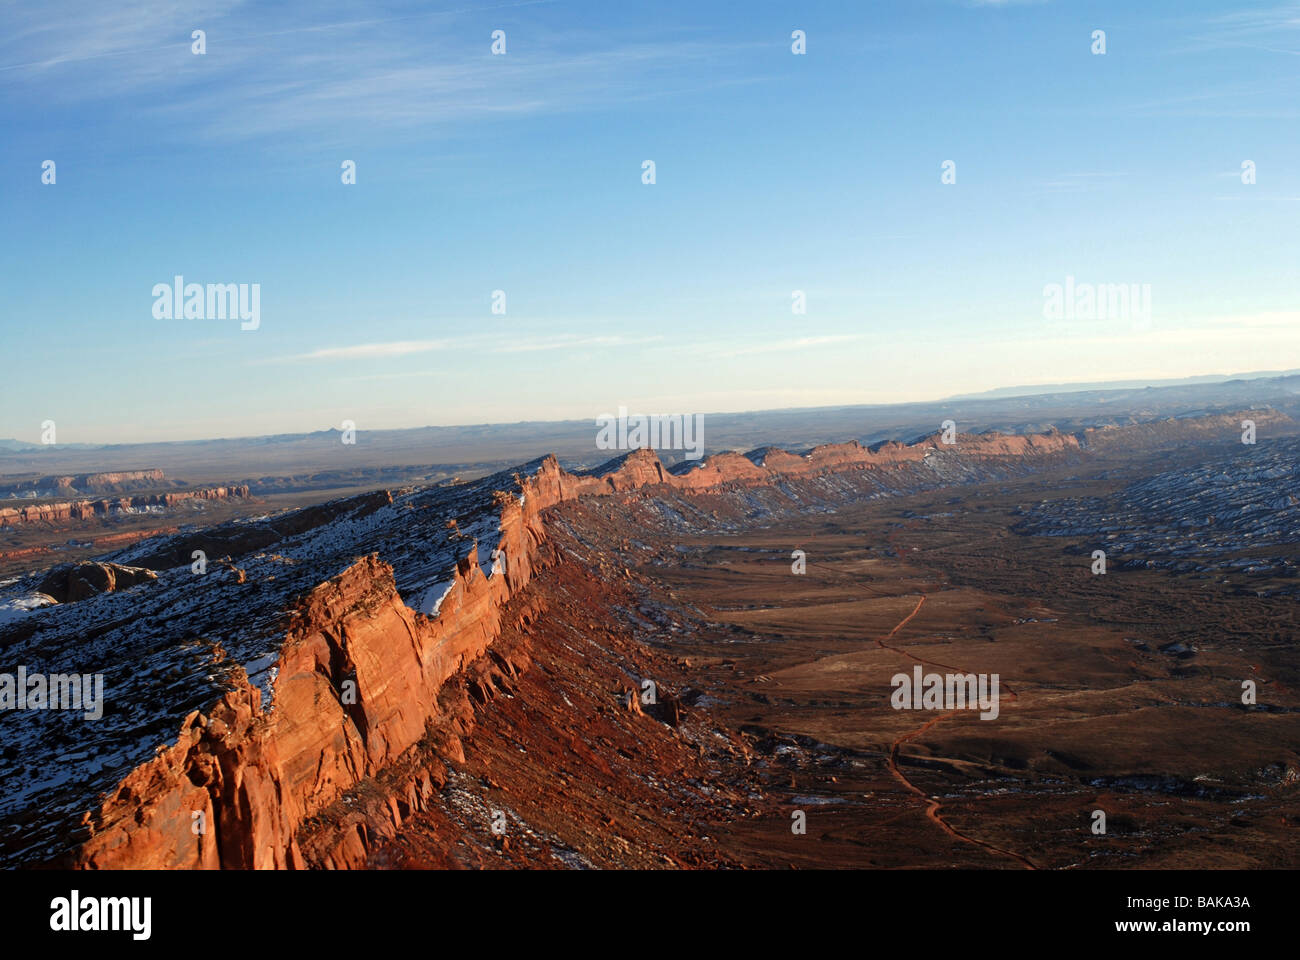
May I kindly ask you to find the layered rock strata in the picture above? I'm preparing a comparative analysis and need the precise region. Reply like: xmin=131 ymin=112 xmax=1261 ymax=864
xmin=0 ymin=485 xmax=250 ymax=527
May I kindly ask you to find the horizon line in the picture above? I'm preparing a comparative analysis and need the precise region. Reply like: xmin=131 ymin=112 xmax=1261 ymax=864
xmin=3 ymin=366 xmax=1297 ymax=450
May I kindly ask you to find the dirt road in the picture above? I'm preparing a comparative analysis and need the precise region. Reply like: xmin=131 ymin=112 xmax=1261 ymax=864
xmin=876 ymin=594 xmax=1038 ymax=869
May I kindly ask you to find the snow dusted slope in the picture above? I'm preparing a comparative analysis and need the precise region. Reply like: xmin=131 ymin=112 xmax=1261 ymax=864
xmin=1015 ymin=436 xmax=1300 ymax=587
xmin=0 ymin=461 xmax=537 ymax=866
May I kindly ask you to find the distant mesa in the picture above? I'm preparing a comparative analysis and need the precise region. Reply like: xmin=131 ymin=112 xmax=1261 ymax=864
xmin=0 ymin=483 xmax=251 ymax=528
xmin=0 ymin=469 xmax=174 ymax=499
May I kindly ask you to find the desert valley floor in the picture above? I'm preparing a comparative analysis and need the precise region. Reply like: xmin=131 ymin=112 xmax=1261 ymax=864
xmin=360 ymin=445 xmax=1300 ymax=869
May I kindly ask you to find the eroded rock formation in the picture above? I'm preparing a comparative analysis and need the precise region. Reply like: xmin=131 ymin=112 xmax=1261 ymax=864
xmin=37 ymin=562 xmax=159 ymax=604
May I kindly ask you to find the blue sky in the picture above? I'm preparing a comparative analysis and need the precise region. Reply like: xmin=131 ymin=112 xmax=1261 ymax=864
xmin=3 ymin=0 xmax=1300 ymax=443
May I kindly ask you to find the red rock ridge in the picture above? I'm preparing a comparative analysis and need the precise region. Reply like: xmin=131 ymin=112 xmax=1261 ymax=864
xmin=61 ymin=415 xmax=1266 ymax=868
xmin=72 ymin=489 xmax=545 ymax=868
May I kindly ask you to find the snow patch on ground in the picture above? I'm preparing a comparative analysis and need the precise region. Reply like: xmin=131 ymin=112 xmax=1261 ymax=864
xmin=0 ymin=593 xmax=57 ymax=625
xmin=413 ymin=580 xmax=455 ymax=617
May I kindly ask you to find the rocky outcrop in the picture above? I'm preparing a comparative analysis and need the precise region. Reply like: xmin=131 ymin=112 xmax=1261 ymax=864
xmin=37 ymin=562 xmax=159 ymax=603
xmin=0 ymin=485 xmax=250 ymax=528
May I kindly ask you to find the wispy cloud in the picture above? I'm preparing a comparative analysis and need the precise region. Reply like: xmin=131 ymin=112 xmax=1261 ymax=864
xmin=0 ymin=1 xmax=762 ymax=148
xmin=1023 ymin=310 xmax=1300 ymax=348
xmin=1200 ymin=309 xmax=1300 ymax=329
xmin=281 ymin=331 xmax=664 ymax=362
xmin=1179 ymin=4 xmax=1300 ymax=56
xmin=496 ymin=334 xmax=664 ymax=353
xmin=715 ymin=334 xmax=864 ymax=358
xmin=1038 ymin=172 xmax=1130 ymax=192
xmin=289 ymin=339 xmax=451 ymax=361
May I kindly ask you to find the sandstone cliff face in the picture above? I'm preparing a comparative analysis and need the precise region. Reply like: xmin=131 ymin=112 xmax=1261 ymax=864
xmin=69 ymin=480 xmax=548 ymax=869
xmin=0 ymin=485 xmax=250 ymax=527
xmin=0 ymin=413 xmax=1279 ymax=869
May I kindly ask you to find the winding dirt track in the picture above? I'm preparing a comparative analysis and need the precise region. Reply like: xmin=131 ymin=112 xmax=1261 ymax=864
xmin=876 ymin=594 xmax=1038 ymax=870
